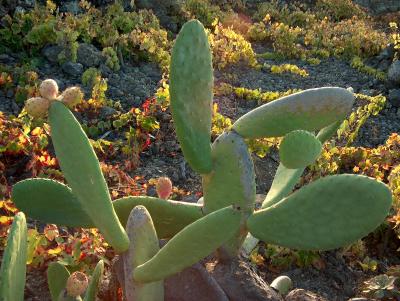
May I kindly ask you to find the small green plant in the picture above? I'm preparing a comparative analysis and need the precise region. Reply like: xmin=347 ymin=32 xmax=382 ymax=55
xmin=102 ymin=47 xmax=120 ymax=71
xmin=351 ymin=56 xmax=386 ymax=81
xmin=270 ymin=63 xmax=309 ymax=77
xmin=11 ymin=20 xmax=393 ymax=300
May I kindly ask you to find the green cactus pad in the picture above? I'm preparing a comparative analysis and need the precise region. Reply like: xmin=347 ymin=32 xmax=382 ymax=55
xmin=49 ymin=101 xmax=128 ymax=253
xmin=12 ymin=178 xmax=93 ymax=228
xmin=133 ymin=206 xmax=241 ymax=283
xmin=248 ymin=174 xmax=392 ymax=250
xmin=261 ymin=164 xmax=304 ymax=209
xmin=170 ymin=19 xmax=213 ymax=174
xmin=114 ymin=196 xmax=203 ymax=238
xmin=316 ymin=121 xmax=341 ymax=143
xmin=47 ymin=262 xmax=70 ymax=301
xmin=122 ymin=206 xmax=163 ymax=301
xmin=12 ymin=179 xmax=202 ymax=237
xmin=0 ymin=212 xmax=27 ymax=301
xmin=202 ymin=131 xmax=256 ymax=213
xmin=232 ymin=87 xmax=354 ymax=139
xmin=279 ymin=130 xmax=322 ymax=169
xmin=84 ymin=260 xmax=104 ymax=301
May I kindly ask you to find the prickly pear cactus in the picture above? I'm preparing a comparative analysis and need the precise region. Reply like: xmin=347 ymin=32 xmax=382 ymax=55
xmin=10 ymin=19 xmax=394 ymax=300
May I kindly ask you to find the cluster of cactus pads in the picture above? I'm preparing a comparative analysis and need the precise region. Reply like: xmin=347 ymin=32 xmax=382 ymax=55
xmin=5 ymin=19 xmax=393 ymax=300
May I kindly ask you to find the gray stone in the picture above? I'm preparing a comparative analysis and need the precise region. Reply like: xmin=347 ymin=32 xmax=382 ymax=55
xmin=42 ymin=45 xmax=62 ymax=64
xmin=0 ymin=54 xmax=15 ymax=64
xmin=388 ymin=89 xmax=400 ymax=108
xmin=285 ymin=289 xmax=328 ymax=301
xmin=99 ymin=106 xmax=117 ymax=118
xmin=77 ymin=43 xmax=103 ymax=68
xmin=353 ymin=0 xmax=400 ymax=15
xmin=6 ymin=89 xmax=14 ymax=98
xmin=348 ymin=298 xmax=369 ymax=301
xmin=62 ymin=62 xmax=83 ymax=77
xmin=59 ymin=1 xmax=81 ymax=14
xmin=388 ymin=60 xmax=400 ymax=85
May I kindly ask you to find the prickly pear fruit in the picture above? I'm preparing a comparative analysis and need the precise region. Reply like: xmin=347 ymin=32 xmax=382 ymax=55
xmin=156 ymin=177 xmax=172 ymax=199
xmin=39 ymin=79 xmax=59 ymax=100
xmin=66 ymin=272 xmax=88 ymax=297
xmin=25 ymin=97 xmax=50 ymax=118
xmin=59 ymin=87 xmax=83 ymax=108
xmin=279 ymin=130 xmax=322 ymax=169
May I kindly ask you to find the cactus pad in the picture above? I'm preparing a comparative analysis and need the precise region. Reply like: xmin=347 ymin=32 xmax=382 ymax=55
xmin=202 ymin=131 xmax=256 ymax=213
xmin=0 ymin=212 xmax=27 ymax=301
xmin=47 ymin=262 xmax=70 ymax=301
xmin=248 ymin=174 xmax=392 ymax=250
xmin=114 ymin=196 xmax=203 ymax=238
xmin=49 ymin=101 xmax=128 ymax=253
xmin=83 ymin=260 xmax=104 ymax=301
xmin=279 ymin=130 xmax=322 ymax=169
xmin=261 ymin=164 xmax=304 ymax=209
xmin=12 ymin=178 xmax=93 ymax=227
xmin=170 ymin=19 xmax=213 ymax=174
xmin=133 ymin=206 xmax=241 ymax=283
xmin=232 ymin=87 xmax=354 ymax=139
xmin=122 ymin=206 xmax=163 ymax=301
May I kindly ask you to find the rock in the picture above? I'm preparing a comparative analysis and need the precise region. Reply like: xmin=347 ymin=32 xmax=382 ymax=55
xmin=285 ymin=289 xmax=328 ymax=301
xmin=347 ymin=298 xmax=369 ymax=301
xmin=59 ymin=1 xmax=82 ymax=14
xmin=6 ymin=89 xmax=14 ymax=98
xmin=77 ymin=43 xmax=102 ymax=68
xmin=353 ymin=0 xmax=400 ymax=15
xmin=388 ymin=60 xmax=400 ymax=85
xmin=42 ymin=45 xmax=62 ymax=64
xmin=376 ymin=44 xmax=395 ymax=62
xmin=388 ymin=89 xmax=400 ymax=108
xmin=99 ymin=106 xmax=117 ymax=118
xmin=0 ymin=54 xmax=15 ymax=64
xmin=377 ymin=59 xmax=391 ymax=72
xmin=62 ymin=62 xmax=84 ymax=77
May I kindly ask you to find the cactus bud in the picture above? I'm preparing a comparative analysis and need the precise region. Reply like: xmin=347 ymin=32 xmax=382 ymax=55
xmin=156 ymin=177 xmax=172 ymax=199
xmin=25 ymin=97 xmax=50 ymax=118
xmin=60 ymin=87 xmax=83 ymax=108
xmin=66 ymin=271 xmax=88 ymax=297
xmin=39 ymin=79 xmax=59 ymax=100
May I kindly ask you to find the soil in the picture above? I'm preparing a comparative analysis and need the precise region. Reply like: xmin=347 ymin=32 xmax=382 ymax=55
xmin=1 ymin=2 xmax=400 ymax=301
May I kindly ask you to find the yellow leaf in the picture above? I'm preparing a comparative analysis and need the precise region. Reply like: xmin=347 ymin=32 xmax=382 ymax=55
xmin=47 ymin=246 xmax=63 ymax=255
